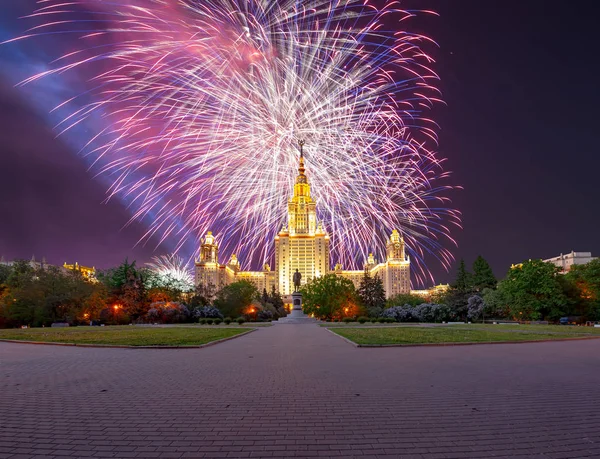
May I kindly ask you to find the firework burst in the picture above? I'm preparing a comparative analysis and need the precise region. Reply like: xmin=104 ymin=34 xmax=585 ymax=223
xmin=10 ymin=0 xmax=460 ymax=286
xmin=146 ymin=254 xmax=194 ymax=291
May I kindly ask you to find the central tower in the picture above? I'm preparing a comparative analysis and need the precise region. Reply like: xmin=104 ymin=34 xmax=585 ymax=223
xmin=275 ymin=141 xmax=330 ymax=294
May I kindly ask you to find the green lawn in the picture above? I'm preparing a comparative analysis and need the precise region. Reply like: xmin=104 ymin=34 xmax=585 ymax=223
xmin=465 ymin=324 xmax=600 ymax=334
xmin=0 ymin=326 xmax=249 ymax=346
xmin=331 ymin=326 xmax=596 ymax=346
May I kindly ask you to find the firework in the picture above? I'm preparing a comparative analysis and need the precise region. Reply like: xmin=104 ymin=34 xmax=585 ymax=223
xmin=146 ymin=254 xmax=194 ymax=291
xmin=11 ymin=0 xmax=460 ymax=285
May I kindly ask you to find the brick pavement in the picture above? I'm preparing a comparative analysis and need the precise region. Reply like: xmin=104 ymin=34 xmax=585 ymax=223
xmin=1 ymin=324 xmax=600 ymax=459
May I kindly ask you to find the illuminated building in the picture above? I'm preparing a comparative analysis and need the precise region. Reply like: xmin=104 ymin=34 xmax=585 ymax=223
xmin=63 ymin=262 xmax=97 ymax=282
xmin=195 ymin=143 xmax=410 ymax=298
xmin=543 ymin=251 xmax=596 ymax=273
xmin=512 ymin=251 xmax=596 ymax=274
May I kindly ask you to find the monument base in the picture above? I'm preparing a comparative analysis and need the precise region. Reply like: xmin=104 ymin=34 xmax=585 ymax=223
xmin=274 ymin=292 xmax=317 ymax=324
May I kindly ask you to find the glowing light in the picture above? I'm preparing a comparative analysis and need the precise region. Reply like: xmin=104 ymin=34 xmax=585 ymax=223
xmin=12 ymin=0 xmax=460 ymax=285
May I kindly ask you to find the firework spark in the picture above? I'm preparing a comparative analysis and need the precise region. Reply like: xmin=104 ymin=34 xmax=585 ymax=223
xmin=146 ymin=254 xmax=194 ymax=291
xmin=10 ymin=0 xmax=460 ymax=286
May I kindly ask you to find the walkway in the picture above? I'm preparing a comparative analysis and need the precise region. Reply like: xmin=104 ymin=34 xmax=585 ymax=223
xmin=1 ymin=324 xmax=600 ymax=459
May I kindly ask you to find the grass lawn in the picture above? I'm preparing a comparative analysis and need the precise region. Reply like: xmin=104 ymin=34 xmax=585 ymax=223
xmin=331 ymin=326 xmax=596 ymax=346
xmin=0 ymin=326 xmax=249 ymax=346
xmin=464 ymin=324 xmax=600 ymax=334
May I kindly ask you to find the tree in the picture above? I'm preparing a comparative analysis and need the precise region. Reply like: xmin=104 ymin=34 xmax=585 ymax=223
xmin=269 ymin=285 xmax=285 ymax=311
xmin=482 ymin=287 xmax=510 ymax=319
xmin=213 ymin=281 xmax=258 ymax=318
xmin=496 ymin=259 xmax=567 ymax=321
xmin=452 ymin=259 xmax=473 ymax=292
xmin=300 ymin=274 xmax=360 ymax=320
xmin=189 ymin=282 xmax=216 ymax=312
xmin=472 ymin=256 xmax=496 ymax=291
xmin=566 ymin=259 xmax=600 ymax=320
xmin=386 ymin=293 xmax=426 ymax=308
xmin=357 ymin=270 xmax=386 ymax=316
xmin=97 ymin=259 xmax=149 ymax=320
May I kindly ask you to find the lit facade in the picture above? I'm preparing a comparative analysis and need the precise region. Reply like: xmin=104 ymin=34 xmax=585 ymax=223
xmin=63 ymin=262 xmax=97 ymax=282
xmin=543 ymin=251 xmax=596 ymax=273
xmin=194 ymin=145 xmax=410 ymax=298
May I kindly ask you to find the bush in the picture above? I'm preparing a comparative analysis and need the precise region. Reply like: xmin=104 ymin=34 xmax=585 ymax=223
xmin=377 ymin=317 xmax=386 ymax=323
xmin=386 ymin=317 xmax=395 ymax=323
xmin=382 ymin=303 xmax=452 ymax=323
xmin=257 ymin=309 xmax=274 ymax=322
xmin=199 ymin=318 xmax=207 ymax=325
xmin=142 ymin=302 xmax=190 ymax=324
xmin=195 ymin=306 xmax=223 ymax=319
xmin=224 ymin=317 xmax=232 ymax=325
xmin=205 ymin=318 xmax=214 ymax=325
xmin=213 ymin=318 xmax=223 ymax=325
xmin=236 ymin=317 xmax=245 ymax=325
xmin=358 ymin=316 xmax=368 ymax=324
xmin=370 ymin=318 xmax=377 ymax=323
xmin=342 ymin=317 xmax=353 ymax=323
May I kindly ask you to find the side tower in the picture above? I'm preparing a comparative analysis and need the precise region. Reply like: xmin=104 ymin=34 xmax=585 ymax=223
xmin=275 ymin=141 xmax=329 ymax=295
xmin=195 ymin=231 xmax=221 ymax=289
xmin=381 ymin=229 xmax=411 ymax=296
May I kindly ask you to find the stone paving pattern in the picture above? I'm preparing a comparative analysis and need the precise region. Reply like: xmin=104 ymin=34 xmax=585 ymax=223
xmin=1 ymin=324 xmax=600 ymax=459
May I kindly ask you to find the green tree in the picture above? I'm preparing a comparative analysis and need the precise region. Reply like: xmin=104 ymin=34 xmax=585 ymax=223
xmin=482 ymin=287 xmax=510 ymax=319
xmin=496 ymin=259 xmax=567 ymax=321
xmin=269 ymin=285 xmax=285 ymax=311
xmin=566 ymin=259 xmax=600 ymax=320
xmin=357 ymin=270 xmax=386 ymax=316
xmin=300 ymin=274 xmax=360 ymax=320
xmin=472 ymin=256 xmax=496 ymax=291
xmin=213 ymin=280 xmax=258 ymax=318
xmin=189 ymin=282 xmax=216 ymax=311
xmin=386 ymin=293 xmax=424 ymax=308
xmin=97 ymin=259 xmax=149 ymax=320
xmin=452 ymin=259 xmax=473 ymax=292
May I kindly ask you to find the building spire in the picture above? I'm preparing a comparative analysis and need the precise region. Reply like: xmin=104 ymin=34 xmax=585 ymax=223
xmin=297 ymin=139 xmax=306 ymax=177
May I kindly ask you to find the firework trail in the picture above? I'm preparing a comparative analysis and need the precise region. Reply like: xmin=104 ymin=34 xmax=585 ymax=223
xmin=10 ymin=0 xmax=460 ymax=285
xmin=146 ymin=254 xmax=194 ymax=291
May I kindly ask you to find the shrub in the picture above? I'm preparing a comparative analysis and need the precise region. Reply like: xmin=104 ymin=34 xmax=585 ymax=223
xmin=370 ymin=318 xmax=377 ymax=323
xmin=377 ymin=317 xmax=386 ymax=323
xmin=236 ymin=317 xmax=245 ymax=325
xmin=358 ymin=316 xmax=368 ymax=324
xmin=257 ymin=309 xmax=274 ymax=322
xmin=213 ymin=318 xmax=223 ymax=325
xmin=224 ymin=317 xmax=232 ymax=325
xmin=386 ymin=317 xmax=395 ymax=323
xmin=143 ymin=301 xmax=190 ymax=324
xmin=205 ymin=318 xmax=214 ymax=325
xmin=199 ymin=318 xmax=207 ymax=325
xmin=382 ymin=303 xmax=452 ymax=323
xmin=195 ymin=306 xmax=223 ymax=319
xmin=342 ymin=317 xmax=353 ymax=323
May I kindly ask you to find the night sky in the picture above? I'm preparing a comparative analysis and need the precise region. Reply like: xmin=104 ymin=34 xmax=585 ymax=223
xmin=1 ymin=0 xmax=599 ymax=286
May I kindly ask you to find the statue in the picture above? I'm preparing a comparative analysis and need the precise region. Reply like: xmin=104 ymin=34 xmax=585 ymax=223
xmin=292 ymin=269 xmax=302 ymax=292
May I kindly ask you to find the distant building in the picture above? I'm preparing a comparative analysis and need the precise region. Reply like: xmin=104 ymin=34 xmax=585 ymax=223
xmin=63 ymin=262 xmax=97 ymax=282
xmin=412 ymin=284 xmax=451 ymax=298
xmin=0 ymin=256 xmax=97 ymax=282
xmin=0 ymin=255 xmax=51 ymax=270
xmin=543 ymin=251 xmax=596 ymax=273
xmin=195 ymin=142 xmax=411 ymax=298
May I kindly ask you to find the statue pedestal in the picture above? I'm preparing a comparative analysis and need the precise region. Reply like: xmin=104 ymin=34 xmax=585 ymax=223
xmin=288 ymin=292 xmax=304 ymax=318
xmin=274 ymin=292 xmax=316 ymax=324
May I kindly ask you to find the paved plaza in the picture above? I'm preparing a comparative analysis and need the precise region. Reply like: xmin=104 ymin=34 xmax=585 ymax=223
xmin=1 ymin=324 xmax=600 ymax=459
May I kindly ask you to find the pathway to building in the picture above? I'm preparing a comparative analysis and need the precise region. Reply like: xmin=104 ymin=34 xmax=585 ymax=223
xmin=1 ymin=324 xmax=600 ymax=459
